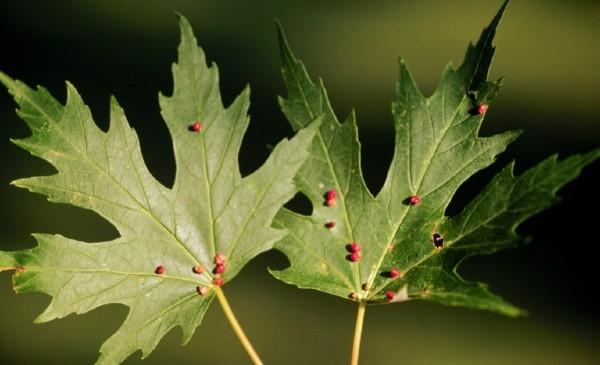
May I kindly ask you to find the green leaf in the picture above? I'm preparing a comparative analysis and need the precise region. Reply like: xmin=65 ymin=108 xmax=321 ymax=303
xmin=271 ymin=1 xmax=599 ymax=316
xmin=0 ymin=15 xmax=316 ymax=364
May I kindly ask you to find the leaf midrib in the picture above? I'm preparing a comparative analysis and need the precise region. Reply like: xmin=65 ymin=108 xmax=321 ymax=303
xmin=286 ymin=67 xmax=361 ymax=289
xmin=367 ymin=86 xmax=467 ymax=298
xmin=368 ymin=27 xmax=500 ymax=297
xmin=185 ymin=46 xmax=219 ymax=260
xmin=20 ymin=266 xmax=207 ymax=286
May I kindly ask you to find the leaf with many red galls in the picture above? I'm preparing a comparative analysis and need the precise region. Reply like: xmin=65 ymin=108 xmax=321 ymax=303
xmin=0 ymin=15 xmax=317 ymax=365
xmin=271 ymin=1 xmax=599 ymax=315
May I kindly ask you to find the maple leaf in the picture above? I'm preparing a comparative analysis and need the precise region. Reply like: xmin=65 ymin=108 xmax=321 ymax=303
xmin=0 ymin=15 xmax=317 ymax=364
xmin=271 ymin=2 xmax=599 ymax=315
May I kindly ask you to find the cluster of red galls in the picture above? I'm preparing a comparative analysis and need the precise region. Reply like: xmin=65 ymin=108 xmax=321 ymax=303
xmin=153 ymin=253 xmax=228 ymax=296
xmin=346 ymin=242 xmax=361 ymax=262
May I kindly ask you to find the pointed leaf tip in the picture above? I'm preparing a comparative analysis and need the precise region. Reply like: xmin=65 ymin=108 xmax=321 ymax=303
xmin=276 ymin=20 xmax=297 ymax=69
xmin=458 ymin=0 xmax=510 ymax=91
xmin=0 ymin=71 xmax=14 ymax=89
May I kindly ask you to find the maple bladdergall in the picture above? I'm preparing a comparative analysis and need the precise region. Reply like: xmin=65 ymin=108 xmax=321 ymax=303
xmin=0 ymin=14 xmax=319 ymax=365
xmin=271 ymin=0 xmax=599 ymax=317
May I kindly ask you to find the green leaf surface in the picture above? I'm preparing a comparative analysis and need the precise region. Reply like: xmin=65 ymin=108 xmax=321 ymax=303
xmin=271 ymin=1 xmax=599 ymax=315
xmin=0 ymin=15 xmax=316 ymax=364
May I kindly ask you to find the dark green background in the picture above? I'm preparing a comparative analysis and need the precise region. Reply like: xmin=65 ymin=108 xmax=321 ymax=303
xmin=1 ymin=1 xmax=598 ymax=364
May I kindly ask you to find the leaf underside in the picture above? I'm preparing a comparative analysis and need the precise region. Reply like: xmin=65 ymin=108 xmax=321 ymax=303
xmin=271 ymin=0 xmax=599 ymax=316
xmin=0 ymin=15 xmax=316 ymax=364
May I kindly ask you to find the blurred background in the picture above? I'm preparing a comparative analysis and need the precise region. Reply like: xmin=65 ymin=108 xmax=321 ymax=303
xmin=0 ymin=0 xmax=598 ymax=364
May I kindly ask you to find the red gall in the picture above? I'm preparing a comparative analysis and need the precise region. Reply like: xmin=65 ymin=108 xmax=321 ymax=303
xmin=385 ymin=291 xmax=395 ymax=301
xmin=214 ymin=253 xmax=227 ymax=265
xmin=188 ymin=121 xmax=202 ymax=132
xmin=389 ymin=268 xmax=401 ymax=278
xmin=348 ymin=242 xmax=361 ymax=253
xmin=213 ymin=264 xmax=225 ymax=274
xmin=408 ymin=195 xmax=421 ymax=206
xmin=347 ymin=253 xmax=361 ymax=262
xmin=477 ymin=103 xmax=489 ymax=114
xmin=196 ymin=286 xmax=209 ymax=296
xmin=324 ymin=189 xmax=337 ymax=207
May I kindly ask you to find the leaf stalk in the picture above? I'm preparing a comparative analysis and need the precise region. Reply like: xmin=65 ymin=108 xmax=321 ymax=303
xmin=350 ymin=301 xmax=366 ymax=365
xmin=214 ymin=287 xmax=264 ymax=365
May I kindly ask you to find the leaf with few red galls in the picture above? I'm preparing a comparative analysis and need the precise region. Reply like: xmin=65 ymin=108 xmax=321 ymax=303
xmin=0 ymin=15 xmax=317 ymax=365
xmin=271 ymin=1 xmax=599 ymax=315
